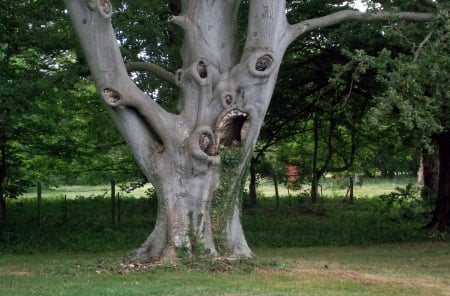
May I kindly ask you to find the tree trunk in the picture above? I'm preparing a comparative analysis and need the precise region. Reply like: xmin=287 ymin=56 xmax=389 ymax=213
xmin=427 ymin=132 xmax=450 ymax=231
xmin=345 ymin=176 xmax=354 ymax=202
xmin=0 ymin=141 xmax=7 ymax=225
xmin=65 ymin=0 xmax=292 ymax=259
xmin=273 ymin=169 xmax=280 ymax=208
xmin=248 ymin=157 xmax=257 ymax=207
xmin=311 ymin=113 xmax=319 ymax=203
xmin=418 ymin=147 xmax=439 ymax=206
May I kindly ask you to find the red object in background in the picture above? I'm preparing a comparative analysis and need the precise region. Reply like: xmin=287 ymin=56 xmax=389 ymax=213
xmin=287 ymin=165 xmax=298 ymax=184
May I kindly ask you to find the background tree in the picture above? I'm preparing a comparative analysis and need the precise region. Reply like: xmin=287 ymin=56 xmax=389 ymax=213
xmin=258 ymin=1 xmax=401 ymax=203
xmin=354 ymin=4 xmax=449 ymax=229
xmin=0 ymin=1 xmax=73 ymax=223
xmin=0 ymin=1 xmax=142 ymax=225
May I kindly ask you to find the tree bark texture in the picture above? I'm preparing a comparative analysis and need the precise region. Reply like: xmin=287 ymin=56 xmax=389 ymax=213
xmin=248 ymin=157 xmax=257 ymax=206
xmin=428 ymin=132 xmax=450 ymax=230
xmin=0 ymin=142 xmax=7 ymax=225
xmin=64 ymin=0 xmax=434 ymax=259
xmin=418 ymin=146 xmax=439 ymax=206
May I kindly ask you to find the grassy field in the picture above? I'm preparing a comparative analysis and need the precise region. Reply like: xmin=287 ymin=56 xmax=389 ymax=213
xmin=19 ymin=176 xmax=416 ymax=200
xmin=0 ymin=242 xmax=449 ymax=295
xmin=256 ymin=175 xmax=418 ymax=199
xmin=1 ymin=177 xmax=449 ymax=295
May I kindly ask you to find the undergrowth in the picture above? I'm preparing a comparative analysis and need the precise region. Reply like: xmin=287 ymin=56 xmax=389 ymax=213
xmin=0 ymin=184 xmax=446 ymax=257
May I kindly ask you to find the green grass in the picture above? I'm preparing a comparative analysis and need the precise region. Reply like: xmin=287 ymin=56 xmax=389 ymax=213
xmin=0 ymin=242 xmax=449 ymax=295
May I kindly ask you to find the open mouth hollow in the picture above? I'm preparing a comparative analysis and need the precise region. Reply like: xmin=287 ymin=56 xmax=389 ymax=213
xmin=216 ymin=109 xmax=249 ymax=148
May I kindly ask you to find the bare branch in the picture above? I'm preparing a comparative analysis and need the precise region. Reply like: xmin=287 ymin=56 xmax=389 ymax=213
xmin=413 ymin=32 xmax=433 ymax=62
xmin=126 ymin=61 xmax=176 ymax=85
xmin=169 ymin=2 xmax=240 ymax=70
xmin=286 ymin=10 xmax=434 ymax=46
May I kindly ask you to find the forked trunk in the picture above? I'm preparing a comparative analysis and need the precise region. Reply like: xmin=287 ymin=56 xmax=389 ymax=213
xmin=65 ymin=0 xmax=291 ymax=259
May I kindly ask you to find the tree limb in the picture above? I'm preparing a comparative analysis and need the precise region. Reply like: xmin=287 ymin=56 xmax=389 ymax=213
xmin=413 ymin=32 xmax=433 ymax=62
xmin=286 ymin=10 xmax=434 ymax=46
xmin=64 ymin=0 xmax=177 ymax=151
xmin=125 ymin=61 xmax=176 ymax=85
xmin=244 ymin=0 xmax=288 ymax=51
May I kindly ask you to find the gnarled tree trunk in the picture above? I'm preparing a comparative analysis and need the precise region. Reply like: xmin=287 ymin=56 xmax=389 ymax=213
xmin=65 ymin=0 xmax=293 ymax=259
xmin=65 ymin=0 xmax=433 ymax=259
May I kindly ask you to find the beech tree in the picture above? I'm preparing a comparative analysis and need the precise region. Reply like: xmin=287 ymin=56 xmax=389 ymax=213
xmin=64 ymin=0 xmax=434 ymax=259
xmin=358 ymin=5 xmax=450 ymax=230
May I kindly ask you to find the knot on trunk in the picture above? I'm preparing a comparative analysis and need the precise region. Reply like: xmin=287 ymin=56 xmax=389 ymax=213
xmin=197 ymin=61 xmax=208 ymax=79
xmin=199 ymin=133 xmax=217 ymax=156
xmin=248 ymin=51 xmax=277 ymax=78
xmin=188 ymin=126 xmax=220 ymax=164
xmin=221 ymin=93 xmax=234 ymax=108
xmin=100 ymin=0 xmax=112 ymax=15
xmin=85 ymin=0 xmax=112 ymax=18
xmin=185 ymin=59 xmax=218 ymax=86
xmin=255 ymin=55 xmax=273 ymax=71
xmin=102 ymin=88 xmax=121 ymax=106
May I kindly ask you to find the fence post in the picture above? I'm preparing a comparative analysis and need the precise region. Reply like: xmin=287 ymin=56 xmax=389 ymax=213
xmin=111 ymin=180 xmax=116 ymax=225
xmin=117 ymin=192 xmax=121 ymax=223
xmin=63 ymin=194 xmax=68 ymax=223
xmin=37 ymin=181 xmax=42 ymax=228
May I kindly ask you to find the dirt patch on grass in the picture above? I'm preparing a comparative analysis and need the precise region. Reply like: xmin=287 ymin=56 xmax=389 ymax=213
xmin=0 ymin=270 xmax=32 ymax=277
xmin=257 ymin=260 xmax=450 ymax=296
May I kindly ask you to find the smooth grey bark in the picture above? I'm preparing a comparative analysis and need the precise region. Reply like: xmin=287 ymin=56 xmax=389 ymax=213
xmin=65 ymin=0 xmax=433 ymax=259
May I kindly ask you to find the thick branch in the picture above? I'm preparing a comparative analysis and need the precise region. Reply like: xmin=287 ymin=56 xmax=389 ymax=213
xmin=413 ymin=32 xmax=433 ymax=62
xmin=244 ymin=0 xmax=288 ymax=52
xmin=170 ymin=1 xmax=240 ymax=70
xmin=286 ymin=10 xmax=434 ymax=46
xmin=126 ymin=61 xmax=176 ymax=85
xmin=64 ymin=0 xmax=177 ymax=145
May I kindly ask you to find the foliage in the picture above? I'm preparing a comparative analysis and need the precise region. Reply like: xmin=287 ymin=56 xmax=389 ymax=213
xmin=379 ymin=183 xmax=432 ymax=221
xmin=346 ymin=5 xmax=450 ymax=150
xmin=243 ymin=196 xmax=435 ymax=248
xmin=0 ymin=1 xmax=145 ymax=209
xmin=257 ymin=0 xmax=425 ymax=194
xmin=211 ymin=147 xmax=244 ymax=253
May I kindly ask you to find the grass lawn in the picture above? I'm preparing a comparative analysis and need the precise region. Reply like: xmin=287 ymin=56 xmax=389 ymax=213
xmin=0 ymin=242 xmax=449 ymax=295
